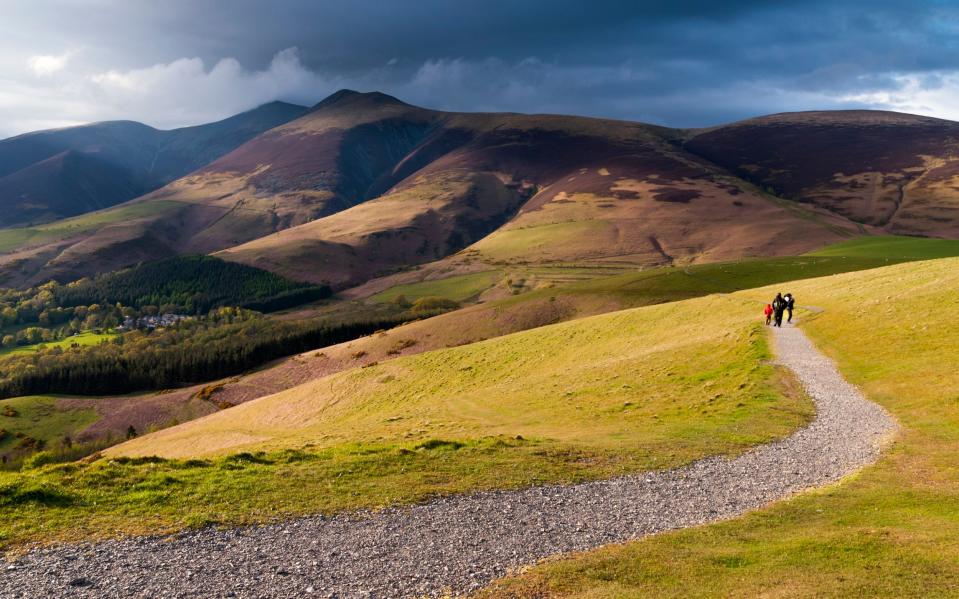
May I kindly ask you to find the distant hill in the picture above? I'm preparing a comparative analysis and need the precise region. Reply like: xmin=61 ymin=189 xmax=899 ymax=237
xmin=684 ymin=110 xmax=959 ymax=236
xmin=0 ymin=101 xmax=307 ymax=227
xmin=5 ymin=93 xmax=959 ymax=289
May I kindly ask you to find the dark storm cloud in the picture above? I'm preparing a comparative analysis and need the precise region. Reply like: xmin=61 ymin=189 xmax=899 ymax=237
xmin=2 ymin=0 xmax=959 ymax=135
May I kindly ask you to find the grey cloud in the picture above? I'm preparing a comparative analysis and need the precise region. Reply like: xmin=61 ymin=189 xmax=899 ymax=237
xmin=2 ymin=0 xmax=959 ymax=136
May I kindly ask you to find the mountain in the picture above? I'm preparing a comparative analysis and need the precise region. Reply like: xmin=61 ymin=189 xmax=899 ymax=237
xmin=5 ymin=93 xmax=959 ymax=289
xmin=0 ymin=101 xmax=307 ymax=227
xmin=215 ymin=106 xmax=855 ymax=287
xmin=684 ymin=110 xmax=959 ymax=236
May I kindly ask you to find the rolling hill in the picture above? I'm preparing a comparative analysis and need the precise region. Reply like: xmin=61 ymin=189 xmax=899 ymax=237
xmin=0 ymin=101 xmax=307 ymax=228
xmin=5 ymin=94 xmax=959 ymax=291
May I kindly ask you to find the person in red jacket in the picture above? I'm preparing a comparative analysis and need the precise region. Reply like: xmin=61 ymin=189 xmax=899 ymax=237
xmin=764 ymin=303 xmax=773 ymax=325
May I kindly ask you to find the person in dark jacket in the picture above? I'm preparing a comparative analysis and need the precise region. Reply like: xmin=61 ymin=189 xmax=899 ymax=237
xmin=771 ymin=293 xmax=786 ymax=327
xmin=784 ymin=293 xmax=795 ymax=323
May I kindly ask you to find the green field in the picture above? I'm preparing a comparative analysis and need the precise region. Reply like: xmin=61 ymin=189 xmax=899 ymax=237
xmin=487 ymin=252 xmax=939 ymax=316
xmin=484 ymin=257 xmax=959 ymax=598
xmin=0 ymin=396 xmax=97 ymax=454
xmin=806 ymin=234 xmax=959 ymax=259
xmin=0 ymin=201 xmax=181 ymax=253
xmin=471 ymin=220 xmax=611 ymax=262
xmin=0 ymin=331 xmax=116 ymax=356
xmin=370 ymin=270 xmax=500 ymax=303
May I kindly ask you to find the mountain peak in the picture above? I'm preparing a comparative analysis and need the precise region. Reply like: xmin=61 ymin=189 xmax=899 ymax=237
xmin=310 ymin=89 xmax=409 ymax=112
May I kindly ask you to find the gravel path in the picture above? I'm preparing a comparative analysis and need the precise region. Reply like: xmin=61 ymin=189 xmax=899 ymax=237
xmin=0 ymin=323 xmax=896 ymax=598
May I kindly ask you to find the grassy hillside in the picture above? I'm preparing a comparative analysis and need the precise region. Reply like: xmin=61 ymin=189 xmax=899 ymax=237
xmin=111 ymin=293 xmax=809 ymax=459
xmin=0 ymin=200 xmax=182 ymax=254
xmin=0 ymin=291 xmax=811 ymax=549
xmin=365 ymin=235 xmax=959 ymax=310
xmin=806 ymin=234 xmax=959 ymax=259
xmin=0 ymin=396 xmax=98 ymax=456
xmin=106 ymin=235 xmax=959 ymax=437
xmin=370 ymin=270 xmax=500 ymax=304
xmin=483 ymin=257 xmax=959 ymax=598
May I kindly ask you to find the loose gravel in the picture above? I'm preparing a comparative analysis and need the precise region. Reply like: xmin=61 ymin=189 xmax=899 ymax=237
xmin=0 ymin=323 xmax=897 ymax=598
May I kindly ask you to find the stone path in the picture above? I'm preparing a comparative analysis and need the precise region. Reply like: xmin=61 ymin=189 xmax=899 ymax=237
xmin=0 ymin=323 xmax=897 ymax=598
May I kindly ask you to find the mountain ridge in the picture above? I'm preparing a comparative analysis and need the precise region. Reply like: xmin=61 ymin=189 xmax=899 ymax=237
xmin=0 ymin=101 xmax=309 ymax=228
xmin=1 ymin=91 xmax=958 ymax=289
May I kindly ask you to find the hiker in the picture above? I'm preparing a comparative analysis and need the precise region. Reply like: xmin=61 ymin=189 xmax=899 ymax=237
xmin=764 ymin=302 xmax=773 ymax=325
xmin=771 ymin=293 xmax=786 ymax=327
xmin=785 ymin=293 xmax=795 ymax=323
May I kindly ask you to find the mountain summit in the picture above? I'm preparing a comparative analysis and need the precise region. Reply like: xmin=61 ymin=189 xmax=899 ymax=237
xmin=310 ymin=89 xmax=410 ymax=112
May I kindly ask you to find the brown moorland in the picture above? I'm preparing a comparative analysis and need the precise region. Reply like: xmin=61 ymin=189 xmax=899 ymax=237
xmin=685 ymin=110 xmax=959 ymax=234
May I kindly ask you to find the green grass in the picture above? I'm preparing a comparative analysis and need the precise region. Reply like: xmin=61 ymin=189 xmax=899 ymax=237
xmin=487 ymin=254 xmax=925 ymax=316
xmin=0 ymin=293 xmax=812 ymax=550
xmin=806 ymin=234 xmax=959 ymax=259
xmin=113 ymin=294 xmax=809 ymax=459
xmin=471 ymin=220 xmax=611 ymax=262
xmin=0 ymin=396 xmax=97 ymax=454
xmin=0 ymin=331 xmax=116 ymax=356
xmin=0 ymin=201 xmax=182 ymax=253
xmin=371 ymin=235 xmax=959 ymax=316
xmin=370 ymin=270 xmax=500 ymax=303
xmin=482 ymin=257 xmax=959 ymax=598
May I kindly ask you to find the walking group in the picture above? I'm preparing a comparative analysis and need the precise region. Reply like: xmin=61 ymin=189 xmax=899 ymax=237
xmin=764 ymin=292 xmax=794 ymax=327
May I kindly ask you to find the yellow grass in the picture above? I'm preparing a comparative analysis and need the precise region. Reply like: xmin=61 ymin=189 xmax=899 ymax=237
xmin=110 ymin=293 xmax=811 ymax=463
xmin=482 ymin=257 xmax=959 ymax=598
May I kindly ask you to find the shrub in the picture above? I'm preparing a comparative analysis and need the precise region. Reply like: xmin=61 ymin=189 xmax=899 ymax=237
xmin=410 ymin=296 xmax=459 ymax=314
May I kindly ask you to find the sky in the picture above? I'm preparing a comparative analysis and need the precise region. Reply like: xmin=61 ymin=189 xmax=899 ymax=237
xmin=2 ymin=0 xmax=959 ymax=137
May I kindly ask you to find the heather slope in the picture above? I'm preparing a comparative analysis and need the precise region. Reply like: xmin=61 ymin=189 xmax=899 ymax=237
xmin=217 ymin=106 xmax=858 ymax=287
xmin=686 ymin=110 xmax=959 ymax=235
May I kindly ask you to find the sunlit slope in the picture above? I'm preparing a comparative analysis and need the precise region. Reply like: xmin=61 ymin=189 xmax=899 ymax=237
xmin=109 ymin=293 xmax=811 ymax=461
xmin=483 ymin=256 xmax=959 ymax=598
xmin=215 ymin=170 xmax=526 ymax=287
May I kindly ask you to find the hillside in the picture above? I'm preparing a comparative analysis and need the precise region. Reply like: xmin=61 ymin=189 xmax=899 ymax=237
xmin=12 ymin=235 xmax=948 ymax=454
xmin=484 ymin=256 xmax=959 ymax=598
xmin=109 ymin=290 xmax=807 ymax=460
xmin=685 ymin=110 xmax=959 ymax=235
xmin=0 ymin=101 xmax=307 ymax=228
xmin=216 ymin=107 xmax=857 ymax=287
xmin=7 ymin=96 xmax=959 ymax=290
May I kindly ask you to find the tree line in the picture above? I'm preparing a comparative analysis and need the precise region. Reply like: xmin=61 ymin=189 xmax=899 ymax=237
xmin=0 ymin=307 xmax=436 ymax=398
xmin=54 ymin=255 xmax=330 ymax=314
